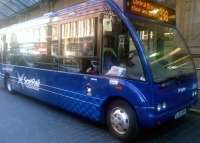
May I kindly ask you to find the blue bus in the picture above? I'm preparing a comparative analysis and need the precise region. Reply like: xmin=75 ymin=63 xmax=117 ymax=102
xmin=0 ymin=0 xmax=198 ymax=140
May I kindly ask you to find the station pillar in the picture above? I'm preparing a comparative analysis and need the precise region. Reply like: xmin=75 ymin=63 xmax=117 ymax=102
xmin=176 ymin=0 xmax=200 ymax=86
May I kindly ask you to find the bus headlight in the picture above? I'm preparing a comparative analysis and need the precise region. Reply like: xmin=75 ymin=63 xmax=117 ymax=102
xmin=157 ymin=104 xmax=162 ymax=112
xmin=157 ymin=102 xmax=167 ymax=112
xmin=162 ymin=102 xmax=167 ymax=109
xmin=192 ymin=91 xmax=198 ymax=97
xmin=192 ymin=92 xmax=195 ymax=97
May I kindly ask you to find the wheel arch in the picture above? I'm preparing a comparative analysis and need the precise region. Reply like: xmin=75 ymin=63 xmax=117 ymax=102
xmin=101 ymin=96 xmax=138 ymax=123
xmin=4 ymin=72 xmax=10 ymax=86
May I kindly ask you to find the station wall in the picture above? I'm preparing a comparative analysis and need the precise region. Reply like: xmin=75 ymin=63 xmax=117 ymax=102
xmin=176 ymin=0 xmax=200 ymax=86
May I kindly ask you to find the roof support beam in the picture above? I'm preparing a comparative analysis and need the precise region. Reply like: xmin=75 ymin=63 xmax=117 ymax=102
xmin=0 ymin=0 xmax=18 ymax=13
xmin=0 ymin=9 xmax=8 ymax=17
xmin=16 ymin=0 xmax=29 ymax=8
xmin=0 ymin=0 xmax=41 ymax=21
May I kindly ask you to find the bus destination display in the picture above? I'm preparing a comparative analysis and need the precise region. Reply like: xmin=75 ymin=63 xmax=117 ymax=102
xmin=126 ymin=0 xmax=176 ymax=24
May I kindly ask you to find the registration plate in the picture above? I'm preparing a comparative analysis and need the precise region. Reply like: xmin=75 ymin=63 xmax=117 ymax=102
xmin=174 ymin=109 xmax=187 ymax=120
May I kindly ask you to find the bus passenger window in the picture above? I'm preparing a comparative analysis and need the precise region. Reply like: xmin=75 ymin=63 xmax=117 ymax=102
xmin=60 ymin=18 xmax=99 ymax=75
xmin=0 ymin=35 xmax=5 ymax=63
xmin=102 ymin=15 xmax=145 ymax=81
xmin=51 ymin=24 xmax=59 ymax=57
xmin=2 ymin=25 xmax=59 ymax=70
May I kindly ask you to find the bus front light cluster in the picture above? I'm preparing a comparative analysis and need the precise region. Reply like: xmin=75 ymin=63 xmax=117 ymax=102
xmin=156 ymin=102 xmax=167 ymax=112
xmin=192 ymin=91 xmax=198 ymax=97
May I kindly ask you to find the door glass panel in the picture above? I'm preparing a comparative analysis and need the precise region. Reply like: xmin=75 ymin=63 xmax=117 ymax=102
xmin=102 ymin=15 xmax=145 ymax=81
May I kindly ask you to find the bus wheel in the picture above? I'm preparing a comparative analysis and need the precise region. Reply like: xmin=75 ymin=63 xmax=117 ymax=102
xmin=5 ymin=77 xmax=14 ymax=94
xmin=106 ymin=100 xmax=139 ymax=141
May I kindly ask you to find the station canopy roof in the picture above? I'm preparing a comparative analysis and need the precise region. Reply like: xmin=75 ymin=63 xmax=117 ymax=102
xmin=0 ymin=0 xmax=41 ymax=21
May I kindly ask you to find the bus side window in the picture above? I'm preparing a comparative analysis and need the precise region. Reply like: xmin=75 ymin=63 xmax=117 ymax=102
xmin=5 ymin=25 xmax=59 ymax=70
xmin=102 ymin=15 xmax=145 ymax=81
xmin=59 ymin=17 xmax=99 ymax=75
xmin=0 ymin=35 xmax=4 ymax=63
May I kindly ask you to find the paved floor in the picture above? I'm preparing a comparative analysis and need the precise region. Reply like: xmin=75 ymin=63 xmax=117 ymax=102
xmin=193 ymin=94 xmax=200 ymax=109
xmin=0 ymin=87 xmax=200 ymax=143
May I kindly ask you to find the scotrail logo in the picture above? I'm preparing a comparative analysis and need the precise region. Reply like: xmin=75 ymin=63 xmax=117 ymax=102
xmin=17 ymin=73 xmax=40 ymax=91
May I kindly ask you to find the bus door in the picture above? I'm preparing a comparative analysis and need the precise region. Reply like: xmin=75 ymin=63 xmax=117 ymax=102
xmin=101 ymin=14 xmax=145 ymax=82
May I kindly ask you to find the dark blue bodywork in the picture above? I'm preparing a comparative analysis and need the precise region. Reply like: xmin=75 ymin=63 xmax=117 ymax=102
xmin=0 ymin=0 xmax=198 ymax=128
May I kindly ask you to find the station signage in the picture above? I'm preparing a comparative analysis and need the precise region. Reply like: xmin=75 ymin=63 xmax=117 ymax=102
xmin=126 ymin=0 xmax=176 ymax=24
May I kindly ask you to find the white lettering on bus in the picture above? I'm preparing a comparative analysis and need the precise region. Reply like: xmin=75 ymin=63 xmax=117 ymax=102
xmin=17 ymin=73 xmax=40 ymax=91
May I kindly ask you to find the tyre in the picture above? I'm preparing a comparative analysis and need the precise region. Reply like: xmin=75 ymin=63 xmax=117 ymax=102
xmin=5 ymin=77 xmax=14 ymax=94
xmin=106 ymin=100 xmax=140 ymax=141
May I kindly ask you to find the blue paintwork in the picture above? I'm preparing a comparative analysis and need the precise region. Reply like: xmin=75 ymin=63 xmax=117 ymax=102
xmin=107 ymin=0 xmax=198 ymax=128
xmin=0 ymin=0 xmax=198 ymax=129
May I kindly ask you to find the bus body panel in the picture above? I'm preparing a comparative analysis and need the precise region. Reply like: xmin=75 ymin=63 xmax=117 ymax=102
xmin=0 ymin=64 xmax=153 ymax=122
xmin=153 ymin=74 xmax=198 ymax=112
xmin=135 ymin=96 xmax=197 ymax=128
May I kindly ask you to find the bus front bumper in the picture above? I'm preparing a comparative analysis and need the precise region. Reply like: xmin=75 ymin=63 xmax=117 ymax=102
xmin=135 ymin=97 xmax=198 ymax=128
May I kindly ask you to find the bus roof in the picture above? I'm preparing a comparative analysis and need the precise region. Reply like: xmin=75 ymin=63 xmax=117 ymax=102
xmin=0 ymin=0 xmax=108 ymax=33
xmin=56 ymin=0 xmax=107 ymax=18
xmin=0 ymin=0 xmax=176 ymax=33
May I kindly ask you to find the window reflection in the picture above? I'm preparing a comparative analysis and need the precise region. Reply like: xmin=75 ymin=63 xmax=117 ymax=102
xmin=60 ymin=17 xmax=99 ymax=75
xmin=102 ymin=15 xmax=145 ymax=81
xmin=133 ymin=20 xmax=195 ymax=82
xmin=62 ymin=18 xmax=95 ymax=57
xmin=51 ymin=24 xmax=59 ymax=57
xmin=1 ymin=17 xmax=99 ymax=75
xmin=4 ymin=24 xmax=59 ymax=70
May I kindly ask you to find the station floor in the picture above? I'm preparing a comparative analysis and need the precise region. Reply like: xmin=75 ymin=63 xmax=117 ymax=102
xmin=0 ymin=87 xmax=200 ymax=143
